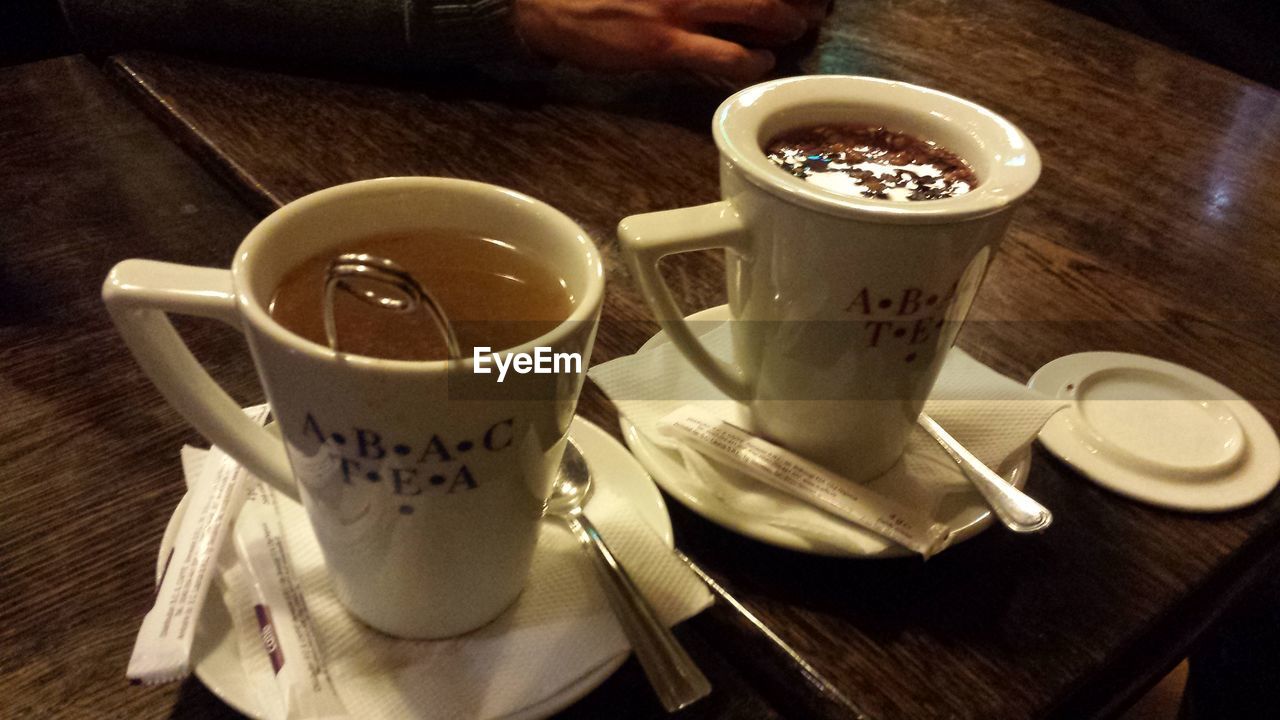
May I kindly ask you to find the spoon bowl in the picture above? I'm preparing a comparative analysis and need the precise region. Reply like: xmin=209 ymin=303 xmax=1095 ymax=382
xmin=545 ymin=441 xmax=593 ymax=518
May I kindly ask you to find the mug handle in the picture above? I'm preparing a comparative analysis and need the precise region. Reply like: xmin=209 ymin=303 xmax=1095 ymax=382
xmin=102 ymin=259 xmax=298 ymax=501
xmin=618 ymin=200 xmax=751 ymax=401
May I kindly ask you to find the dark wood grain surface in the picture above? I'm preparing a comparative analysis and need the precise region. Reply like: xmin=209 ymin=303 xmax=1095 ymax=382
xmin=0 ymin=56 xmax=804 ymax=720
xmin=4 ymin=0 xmax=1279 ymax=717
xmin=0 ymin=55 xmax=260 ymax=719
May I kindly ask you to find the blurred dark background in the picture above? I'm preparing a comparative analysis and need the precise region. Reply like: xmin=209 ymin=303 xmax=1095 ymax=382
xmin=3 ymin=0 xmax=1276 ymax=88
xmin=1051 ymin=0 xmax=1277 ymax=89
xmin=2 ymin=0 xmax=75 ymax=67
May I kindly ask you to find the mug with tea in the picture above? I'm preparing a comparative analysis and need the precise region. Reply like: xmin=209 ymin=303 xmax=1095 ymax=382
xmin=104 ymin=177 xmax=603 ymax=638
xmin=618 ymin=76 xmax=1040 ymax=483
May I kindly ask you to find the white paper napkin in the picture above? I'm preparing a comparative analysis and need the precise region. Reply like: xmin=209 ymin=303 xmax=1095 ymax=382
xmin=588 ymin=323 xmax=1066 ymax=554
xmin=190 ymin=451 xmax=712 ymax=719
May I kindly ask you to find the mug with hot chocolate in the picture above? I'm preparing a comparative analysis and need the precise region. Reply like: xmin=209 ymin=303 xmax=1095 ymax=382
xmin=619 ymin=75 xmax=1040 ymax=483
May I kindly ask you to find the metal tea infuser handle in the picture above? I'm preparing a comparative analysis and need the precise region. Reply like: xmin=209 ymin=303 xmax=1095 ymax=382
xmin=323 ymin=253 xmax=462 ymax=359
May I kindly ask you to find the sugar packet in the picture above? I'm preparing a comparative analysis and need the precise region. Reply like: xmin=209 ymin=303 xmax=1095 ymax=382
xmin=231 ymin=479 xmax=349 ymax=720
xmin=658 ymin=405 xmax=952 ymax=558
xmin=127 ymin=404 xmax=271 ymax=683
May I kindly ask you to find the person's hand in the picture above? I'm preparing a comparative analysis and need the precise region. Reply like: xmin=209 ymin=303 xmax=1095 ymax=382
xmin=513 ymin=0 xmax=820 ymax=82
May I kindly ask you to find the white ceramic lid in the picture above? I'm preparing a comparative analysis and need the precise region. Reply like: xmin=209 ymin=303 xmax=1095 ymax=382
xmin=1028 ymin=352 xmax=1280 ymax=512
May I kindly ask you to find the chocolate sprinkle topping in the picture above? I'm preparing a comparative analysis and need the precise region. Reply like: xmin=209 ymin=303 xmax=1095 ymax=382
xmin=765 ymin=124 xmax=978 ymax=201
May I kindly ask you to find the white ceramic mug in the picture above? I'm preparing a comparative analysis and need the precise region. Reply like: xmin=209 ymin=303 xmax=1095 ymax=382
xmin=619 ymin=76 xmax=1039 ymax=483
xmin=104 ymin=178 xmax=603 ymax=638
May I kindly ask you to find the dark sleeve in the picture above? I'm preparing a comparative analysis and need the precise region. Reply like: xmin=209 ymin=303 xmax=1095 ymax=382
xmin=59 ymin=0 xmax=524 ymax=71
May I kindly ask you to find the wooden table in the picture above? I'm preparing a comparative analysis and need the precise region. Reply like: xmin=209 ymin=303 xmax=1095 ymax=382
xmin=4 ymin=0 xmax=1279 ymax=716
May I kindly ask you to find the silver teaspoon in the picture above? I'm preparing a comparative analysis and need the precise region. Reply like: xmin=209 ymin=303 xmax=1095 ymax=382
xmin=545 ymin=439 xmax=712 ymax=712
xmin=917 ymin=413 xmax=1053 ymax=533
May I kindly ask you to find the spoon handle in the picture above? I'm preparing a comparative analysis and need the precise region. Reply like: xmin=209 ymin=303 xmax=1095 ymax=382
xmin=566 ymin=514 xmax=712 ymax=712
xmin=917 ymin=413 xmax=1053 ymax=533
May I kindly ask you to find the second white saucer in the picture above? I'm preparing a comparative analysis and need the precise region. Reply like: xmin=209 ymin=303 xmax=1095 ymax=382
xmin=619 ymin=305 xmax=1031 ymax=559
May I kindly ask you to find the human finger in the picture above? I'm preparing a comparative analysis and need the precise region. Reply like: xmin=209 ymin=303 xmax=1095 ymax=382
xmin=683 ymin=0 xmax=808 ymax=39
xmin=787 ymin=0 xmax=830 ymax=24
xmin=662 ymin=31 xmax=777 ymax=82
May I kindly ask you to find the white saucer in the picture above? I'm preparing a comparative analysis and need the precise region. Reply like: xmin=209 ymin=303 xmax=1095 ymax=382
xmin=617 ymin=305 xmax=1031 ymax=559
xmin=1029 ymin=352 xmax=1280 ymax=512
xmin=158 ymin=416 xmax=672 ymax=720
